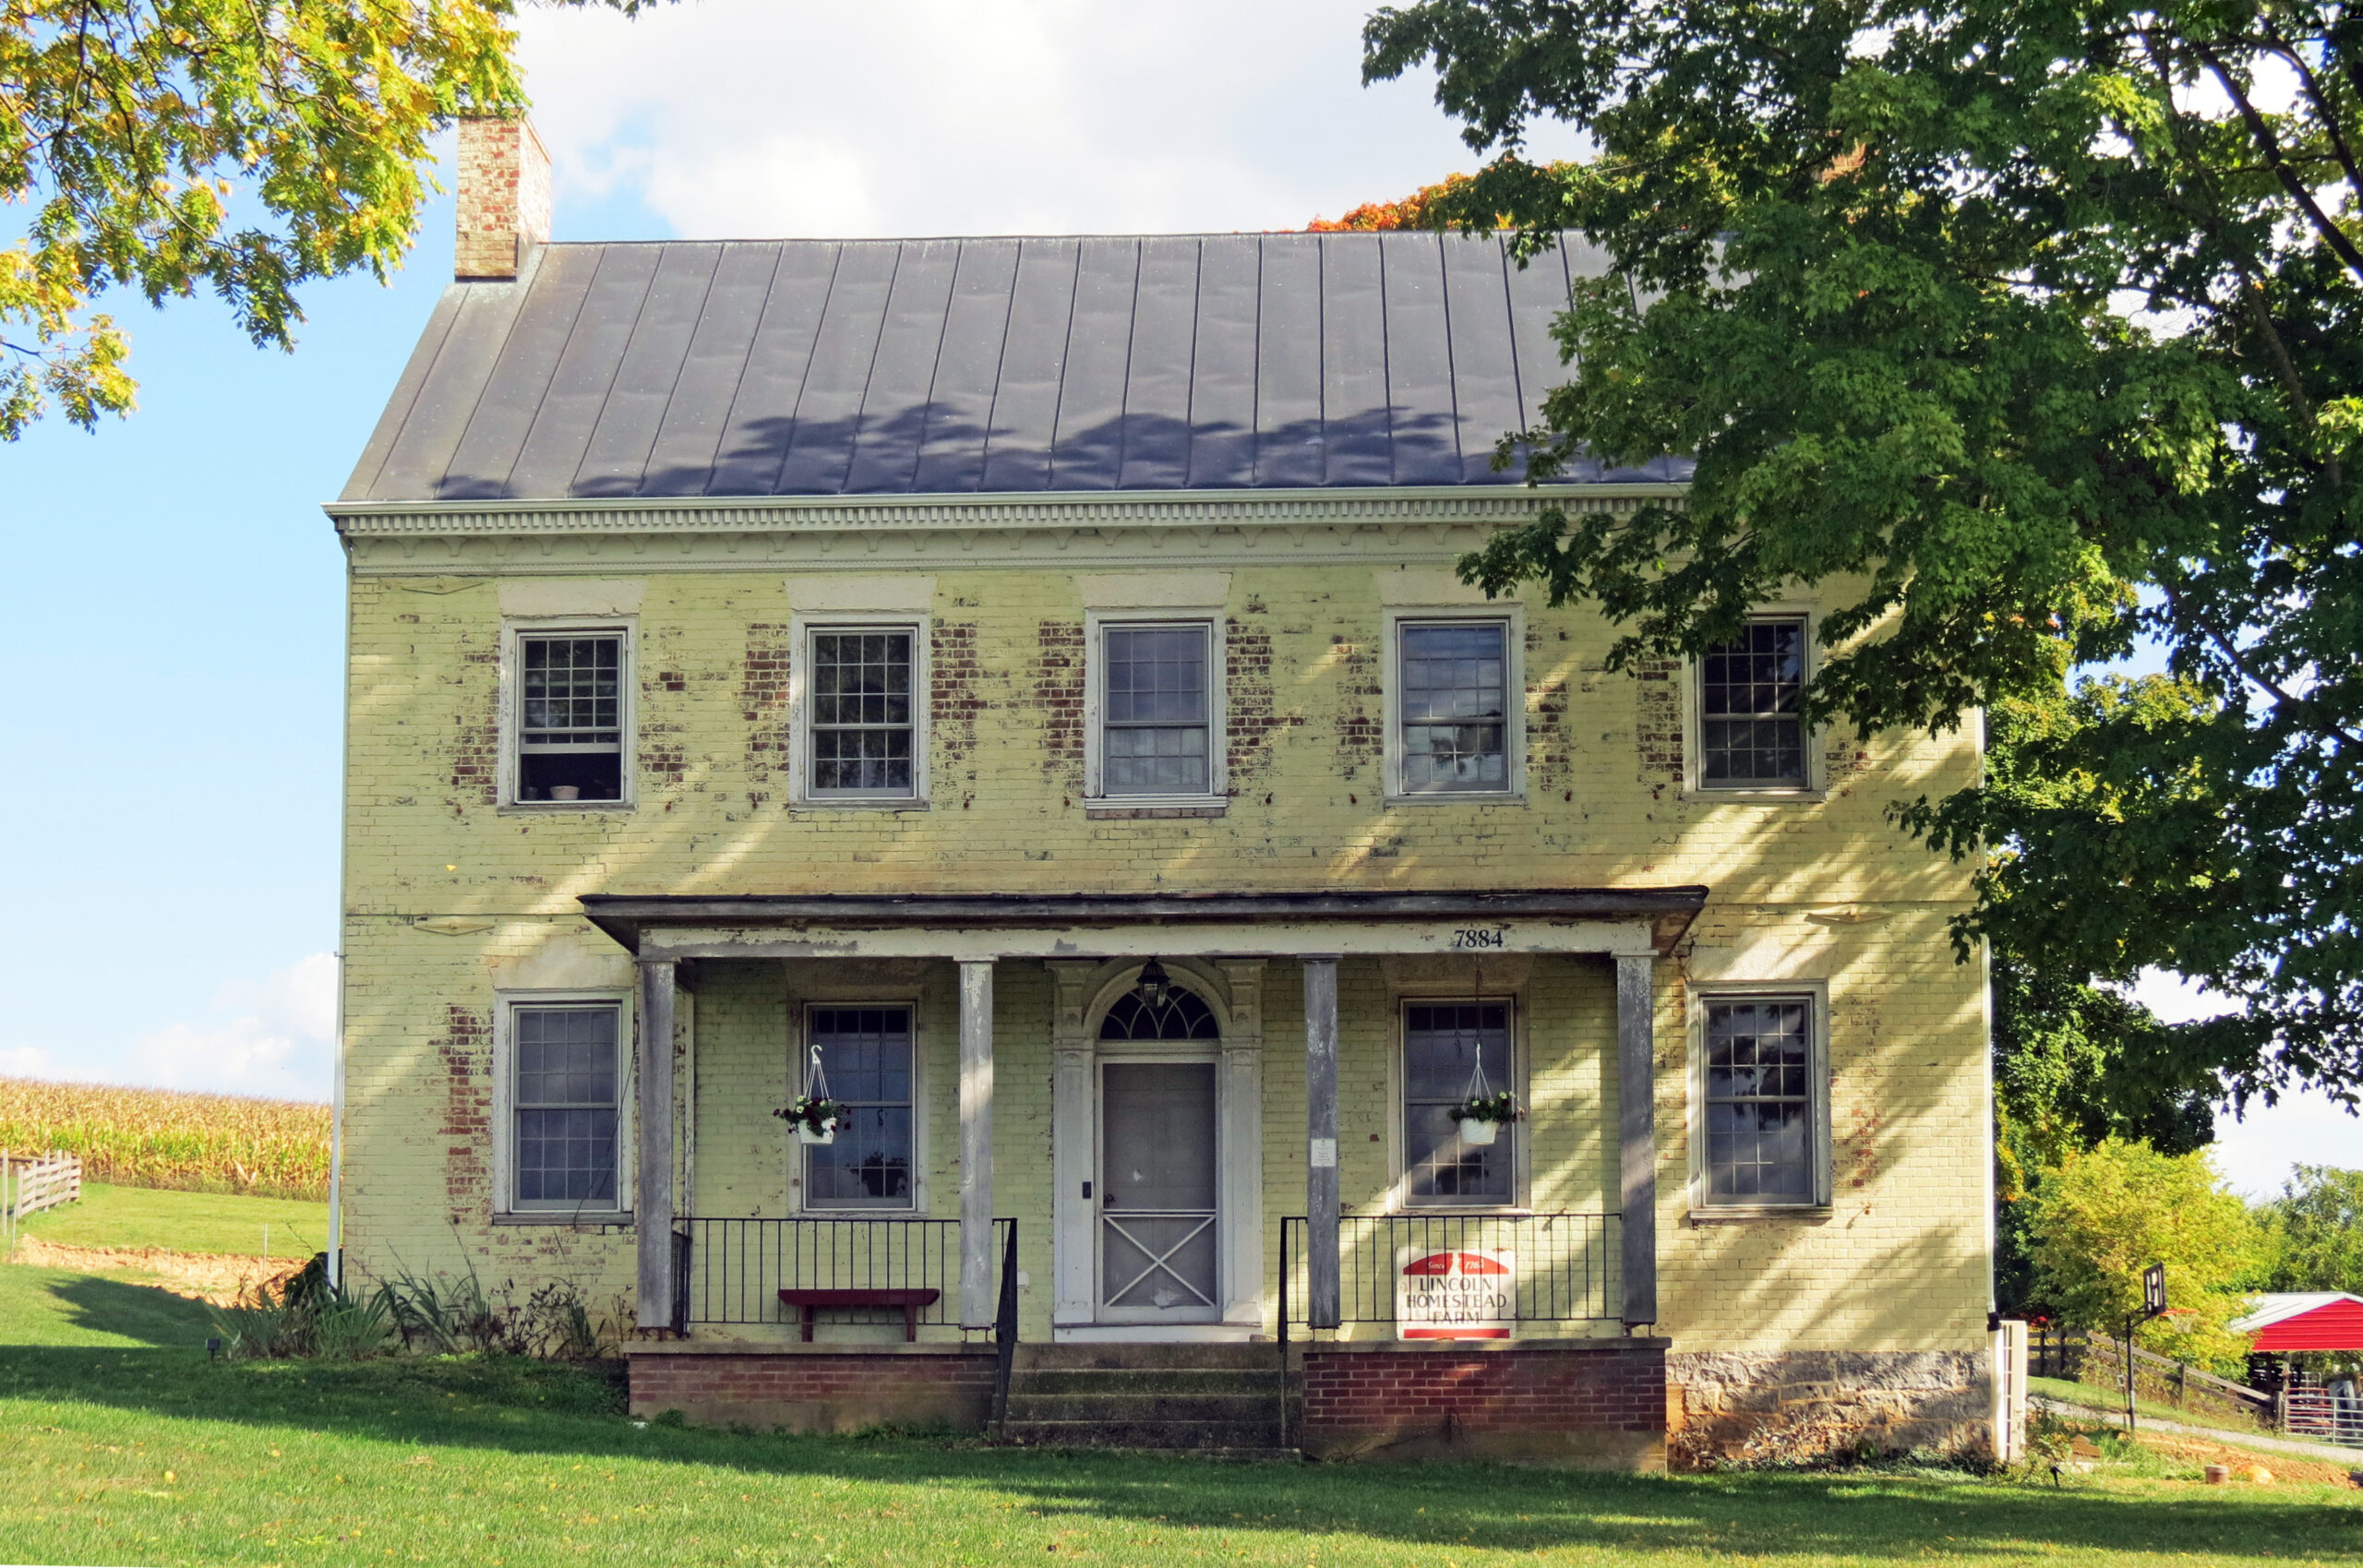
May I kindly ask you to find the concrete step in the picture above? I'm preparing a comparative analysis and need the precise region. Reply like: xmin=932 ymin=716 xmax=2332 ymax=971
xmin=1012 ymin=1343 xmax=1279 ymax=1372
xmin=997 ymin=1419 xmax=1288 ymax=1451
xmin=1008 ymin=1368 xmax=1277 ymax=1396
xmin=1002 ymin=1392 xmax=1281 ymax=1424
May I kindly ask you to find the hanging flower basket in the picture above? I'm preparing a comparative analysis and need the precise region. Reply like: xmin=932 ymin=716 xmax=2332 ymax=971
xmin=1449 ymin=1092 xmax=1521 ymax=1147
xmin=775 ymin=1095 xmax=845 ymax=1146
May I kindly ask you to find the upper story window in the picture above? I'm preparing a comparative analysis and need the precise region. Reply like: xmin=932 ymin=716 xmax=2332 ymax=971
xmin=515 ymin=631 xmax=626 ymax=803
xmin=1697 ymin=992 xmax=1826 ymax=1209
xmin=803 ymin=1006 xmax=915 ymax=1210
xmin=1091 ymin=619 xmax=1222 ymax=802
xmin=509 ymin=1002 xmax=624 ymax=1215
xmin=1698 ymin=616 xmax=1807 ymax=788
xmin=1398 ymin=620 xmax=1510 ymax=795
xmin=806 ymin=626 xmax=919 ymax=801
xmin=1402 ymin=1000 xmax=1515 ymax=1206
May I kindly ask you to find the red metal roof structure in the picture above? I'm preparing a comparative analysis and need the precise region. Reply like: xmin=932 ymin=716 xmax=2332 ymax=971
xmin=2230 ymin=1293 xmax=2363 ymax=1351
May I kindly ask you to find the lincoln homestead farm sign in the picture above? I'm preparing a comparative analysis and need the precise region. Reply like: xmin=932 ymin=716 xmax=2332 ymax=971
xmin=1396 ymin=1248 xmax=1515 ymax=1339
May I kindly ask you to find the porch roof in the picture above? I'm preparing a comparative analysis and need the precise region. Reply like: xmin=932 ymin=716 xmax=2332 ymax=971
xmin=580 ymin=886 xmax=1707 ymax=961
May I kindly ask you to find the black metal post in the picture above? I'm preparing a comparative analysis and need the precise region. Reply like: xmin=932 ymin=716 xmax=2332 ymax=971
xmin=991 ymin=1219 xmax=1020 ymax=1432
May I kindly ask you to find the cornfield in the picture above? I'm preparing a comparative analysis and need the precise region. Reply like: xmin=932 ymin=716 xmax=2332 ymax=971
xmin=0 ymin=1078 xmax=330 ymax=1202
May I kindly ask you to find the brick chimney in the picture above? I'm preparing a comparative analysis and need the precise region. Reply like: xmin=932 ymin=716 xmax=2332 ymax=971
xmin=454 ymin=116 xmax=552 ymax=281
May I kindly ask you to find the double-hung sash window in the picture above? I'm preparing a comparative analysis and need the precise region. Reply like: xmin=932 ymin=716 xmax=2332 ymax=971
xmin=1699 ymin=616 xmax=1808 ymax=788
xmin=1701 ymin=996 xmax=1817 ymax=1205
xmin=809 ymin=628 xmax=918 ymax=799
xmin=517 ymin=633 xmax=625 ymax=801
xmin=510 ymin=1004 xmax=622 ymax=1214
xmin=803 ymin=1007 xmax=916 ymax=1209
xmin=1399 ymin=620 xmax=1510 ymax=794
xmin=1402 ymin=1001 xmax=1514 ymax=1205
xmin=1100 ymin=622 xmax=1213 ymax=796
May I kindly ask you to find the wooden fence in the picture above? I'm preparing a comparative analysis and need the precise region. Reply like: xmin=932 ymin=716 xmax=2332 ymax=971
xmin=1 ymin=1151 xmax=83 ymax=1239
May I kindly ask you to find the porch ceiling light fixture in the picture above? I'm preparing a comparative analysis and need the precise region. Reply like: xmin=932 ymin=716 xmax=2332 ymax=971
xmin=1133 ymin=958 xmax=1172 ymax=1010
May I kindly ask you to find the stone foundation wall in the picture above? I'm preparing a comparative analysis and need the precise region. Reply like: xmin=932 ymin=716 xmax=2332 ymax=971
xmin=630 ymin=1347 xmax=998 ymax=1433
xmin=1299 ymin=1340 xmax=1667 ymax=1470
xmin=1667 ymin=1350 xmax=1989 ymax=1469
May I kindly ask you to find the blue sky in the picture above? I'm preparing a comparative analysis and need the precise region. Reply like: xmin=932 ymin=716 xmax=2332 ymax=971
xmin=0 ymin=0 xmax=2348 ymax=1198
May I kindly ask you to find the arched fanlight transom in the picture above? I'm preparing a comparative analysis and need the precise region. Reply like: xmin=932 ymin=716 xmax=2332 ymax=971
xmin=1098 ymin=984 xmax=1219 ymax=1041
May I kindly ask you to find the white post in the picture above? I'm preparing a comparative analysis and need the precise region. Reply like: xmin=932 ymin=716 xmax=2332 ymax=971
xmin=1303 ymin=955 xmax=1341 ymax=1332
xmin=1615 ymin=953 xmax=1659 ymax=1327
xmin=635 ymin=959 xmax=678 ymax=1332
xmin=959 ymin=959 xmax=997 ymax=1329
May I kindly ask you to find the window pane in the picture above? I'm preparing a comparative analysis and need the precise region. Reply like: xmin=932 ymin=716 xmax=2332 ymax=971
xmin=805 ymin=1007 xmax=915 ymax=1208
xmin=810 ymin=630 xmax=917 ymax=796
xmin=1102 ymin=624 xmax=1211 ymax=795
xmin=1400 ymin=623 xmax=1508 ymax=793
xmin=512 ymin=1006 xmax=619 ymax=1209
xmin=1700 ymin=619 xmax=1806 ymax=785
xmin=1402 ymin=1003 xmax=1512 ymax=1203
xmin=1703 ymin=998 xmax=1815 ymax=1203
xmin=520 ymin=635 xmax=622 ymax=748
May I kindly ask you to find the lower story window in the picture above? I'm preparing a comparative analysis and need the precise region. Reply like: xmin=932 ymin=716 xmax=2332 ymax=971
xmin=1403 ymin=1001 xmax=1513 ymax=1204
xmin=1702 ymin=995 xmax=1817 ymax=1203
xmin=804 ymin=1007 xmax=915 ymax=1209
xmin=511 ymin=1004 xmax=621 ymax=1212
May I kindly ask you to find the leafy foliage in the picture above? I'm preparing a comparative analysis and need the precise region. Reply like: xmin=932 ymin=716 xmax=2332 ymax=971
xmin=0 ymin=0 xmax=662 ymax=439
xmin=2258 ymin=1164 xmax=2363 ymax=1295
xmin=1364 ymin=0 xmax=2363 ymax=1106
xmin=2021 ymin=1139 xmax=2265 ymax=1366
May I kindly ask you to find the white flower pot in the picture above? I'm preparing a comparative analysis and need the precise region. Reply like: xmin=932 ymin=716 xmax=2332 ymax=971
xmin=796 ymin=1122 xmax=837 ymax=1146
xmin=1459 ymin=1117 xmax=1499 ymax=1146
xmin=549 ymin=785 xmax=582 ymax=801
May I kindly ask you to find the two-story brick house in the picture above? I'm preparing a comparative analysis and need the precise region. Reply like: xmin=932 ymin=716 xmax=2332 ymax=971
xmin=325 ymin=118 xmax=1997 ymax=1468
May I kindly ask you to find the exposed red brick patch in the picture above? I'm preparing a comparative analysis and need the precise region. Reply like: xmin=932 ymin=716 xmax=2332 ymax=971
xmin=438 ymin=1004 xmax=491 ymax=1218
xmin=932 ymin=620 xmax=984 ymax=766
xmin=1331 ymin=634 xmax=1382 ymax=782
xmin=1032 ymin=620 xmax=1085 ymax=784
xmin=1225 ymin=618 xmax=1303 ymax=784
xmin=1634 ymin=657 xmax=1683 ymax=792
xmin=740 ymin=624 xmax=793 ymax=788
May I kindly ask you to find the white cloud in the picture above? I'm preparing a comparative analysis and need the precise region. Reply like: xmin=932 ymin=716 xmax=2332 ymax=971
xmin=0 ymin=1045 xmax=56 ymax=1078
xmin=511 ymin=0 xmax=1576 ymax=240
xmin=2128 ymin=966 xmax=2234 ymax=1026
xmin=5 ymin=954 xmax=339 ymax=1102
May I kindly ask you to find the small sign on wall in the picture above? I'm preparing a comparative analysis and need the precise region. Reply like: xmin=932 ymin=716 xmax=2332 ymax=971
xmin=1396 ymin=1248 xmax=1515 ymax=1339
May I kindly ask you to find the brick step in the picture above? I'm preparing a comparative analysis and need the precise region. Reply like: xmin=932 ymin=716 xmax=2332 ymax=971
xmin=996 ymin=1419 xmax=1288 ymax=1451
xmin=1002 ymin=1392 xmax=1281 ymax=1424
xmin=1012 ymin=1344 xmax=1279 ymax=1372
xmin=1009 ymin=1368 xmax=1277 ymax=1396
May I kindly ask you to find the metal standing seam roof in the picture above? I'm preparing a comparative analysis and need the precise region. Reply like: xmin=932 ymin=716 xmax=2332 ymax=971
xmin=342 ymin=231 xmax=1687 ymax=505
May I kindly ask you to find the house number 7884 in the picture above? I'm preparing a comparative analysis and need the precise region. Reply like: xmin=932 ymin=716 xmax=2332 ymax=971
xmin=1450 ymin=928 xmax=1507 ymax=950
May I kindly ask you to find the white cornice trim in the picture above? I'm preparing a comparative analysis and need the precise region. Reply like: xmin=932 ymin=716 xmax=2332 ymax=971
xmin=328 ymin=484 xmax=1688 ymax=577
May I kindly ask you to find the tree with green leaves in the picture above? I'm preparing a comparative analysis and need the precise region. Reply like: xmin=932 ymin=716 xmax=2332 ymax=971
xmin=2260 ymin=1165 xmax=2363 ymax=1294
xmin=1 ymin=0 xmax=660 ymax=439
xmin=1364 ymin=0 xmax=2363 ymax=1110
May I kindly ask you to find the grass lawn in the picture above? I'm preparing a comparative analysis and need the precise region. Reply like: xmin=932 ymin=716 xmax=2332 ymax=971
xmin=18 ymin=1182 xmax=330 ymax=1259
xmin=0 ymin=1262 xmax=218 ymax=1349
xmin=2031 ymin=1374 xmax=2285 ymax=1439
xmin=0 ymin=1351 xmax=2355 ymax=1568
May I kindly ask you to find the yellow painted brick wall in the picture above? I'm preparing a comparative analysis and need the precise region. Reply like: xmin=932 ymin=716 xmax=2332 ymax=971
xmin=341 ymin=559 xmax=1985 ymax=1352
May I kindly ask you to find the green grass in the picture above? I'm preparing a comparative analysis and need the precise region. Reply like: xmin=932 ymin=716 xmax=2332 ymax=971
xmin=0 ymin=1350 xmax=2354 ymax=1568
xmin=18 ymin=1182 xmax=330 ymax=1258
xmin=2032 ymin=1375 xmax=2281 ymax=1441
xmin=0 ymin=1262 xmax=217 ymax=1348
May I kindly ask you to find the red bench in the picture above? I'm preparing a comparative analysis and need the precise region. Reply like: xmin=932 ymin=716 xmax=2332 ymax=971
xmin=777 ymin=1287 xmax=941 ymax=1343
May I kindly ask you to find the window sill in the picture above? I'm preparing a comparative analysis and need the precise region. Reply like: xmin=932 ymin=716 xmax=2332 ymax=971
xmin=492 ymin=1211 xmax=634 ymax=1227
xmin=1681 ymin=786 xmax=1826 ymax=804
xmin=1685 ymin=1203 xmax=1832 ymax=1225
xmin=498 ymin=801 xmax=635 ymax=815
xmin=788 ymin=797 xmax=930 ymax=813
xmin=1084 ymin=796 xmax=1228 ymax=819
xmin=1382 ymin=791 xmax=1525 ymax=808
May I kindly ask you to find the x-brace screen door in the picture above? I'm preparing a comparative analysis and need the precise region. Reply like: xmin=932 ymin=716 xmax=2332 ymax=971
xmin=1097 ymin=1059 xmax=1220 ymax=1322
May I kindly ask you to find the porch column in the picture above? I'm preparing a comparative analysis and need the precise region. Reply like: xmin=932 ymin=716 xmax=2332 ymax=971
xmin=958 ymin=958 xmax=996 ymax=1330
xmin=1615 ymin=953 xmax=1659 ymax=1327
xmin=1302 ymin=954 xmax=1340 ymax=1331
xmin=634 ymin=958 xmax=677 ymax=1332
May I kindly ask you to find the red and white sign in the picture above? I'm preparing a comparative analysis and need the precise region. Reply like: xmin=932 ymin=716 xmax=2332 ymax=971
xmin=1395 ymin=1248 xmax=1516 ymax=1339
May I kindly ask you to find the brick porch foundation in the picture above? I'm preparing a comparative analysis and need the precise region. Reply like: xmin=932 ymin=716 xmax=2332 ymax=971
xmin=1296 ymin=1338 xmax=1669 ymax=1469
xmin=630 ymin=1342 xmax=998 ymax=1433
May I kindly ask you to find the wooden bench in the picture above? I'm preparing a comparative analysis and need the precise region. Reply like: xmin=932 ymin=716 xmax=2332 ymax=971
xmin=777 ymin=1287 xmax=941 ymax=1342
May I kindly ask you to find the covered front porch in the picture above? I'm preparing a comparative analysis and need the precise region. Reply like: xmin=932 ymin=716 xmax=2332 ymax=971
xmin=586 ymin=888 xmax=1697 ymax=1353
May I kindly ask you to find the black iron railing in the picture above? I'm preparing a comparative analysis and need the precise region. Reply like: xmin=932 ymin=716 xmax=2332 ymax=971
xmin=678 ymin=1216 xmax=1015 ymax=1332
xmin=1278 ymin=1212 xmax=1620 ymax=1340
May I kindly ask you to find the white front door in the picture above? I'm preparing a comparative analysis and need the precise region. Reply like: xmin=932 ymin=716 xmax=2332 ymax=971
xmin=1097 ymin=1059 xmax=1221 ymax=1323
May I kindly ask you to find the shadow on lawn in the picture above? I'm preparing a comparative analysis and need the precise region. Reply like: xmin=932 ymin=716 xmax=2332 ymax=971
xmin=0 ymin=1348 xmax=2354 ymax=1562
xmin=5 ymin=1272 xmax=218 ymax=1348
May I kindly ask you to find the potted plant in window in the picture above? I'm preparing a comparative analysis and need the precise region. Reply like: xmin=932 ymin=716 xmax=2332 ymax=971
xmin=775 ymin=1095 xmax=845 ymax=1146
xmin=1449 ymin=1091 xmax=1521 ymax=1147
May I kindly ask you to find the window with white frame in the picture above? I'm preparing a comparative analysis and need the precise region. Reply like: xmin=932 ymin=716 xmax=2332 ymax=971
xmin=807 ymin=627 xmax=918 ymax=799
xmin=1698 ymin=616 xmax=1808 ymax=788
xmin=1098 ymin=621 xmax=1216 ymax=797
xmin=803 ymin=1007 xmax=916 ymax=1209
xmin=515 ymin=631 xmax=626 ymax=802
xmin=1401 ymin=1000 xmax=1515 ymax=1205
xmin=1699 ymin=994 xmax=1819 ymax=1205
xmin=1397 ymin=619 xmax=1510 ymax=794
xmin=508 ymin=1002 xmax=624 ymax=1214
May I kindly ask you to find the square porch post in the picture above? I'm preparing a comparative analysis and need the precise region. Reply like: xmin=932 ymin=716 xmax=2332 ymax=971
xmin=635 ymin=957 xmax=677 ymax=1332
xmin=958 ymin=958 xmax=996 ymax=1329
xmin=1615 ymin=952 xmax=1659 ymax=1328
xmin=1302 ymin=954 xmax=1341 ymax=1331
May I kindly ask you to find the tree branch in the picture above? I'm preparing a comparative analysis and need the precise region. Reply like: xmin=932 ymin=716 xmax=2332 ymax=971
xmin=2189 ymin=39 xmax=2363 ymax=287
